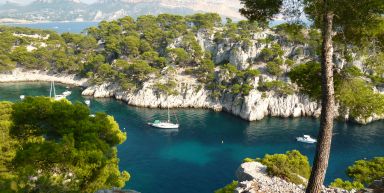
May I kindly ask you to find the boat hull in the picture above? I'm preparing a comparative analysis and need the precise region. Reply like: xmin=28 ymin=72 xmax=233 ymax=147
xmin=296 ymin=137 xmax=317 ymax=143
xmin=148 ymin=122 xmax=179 ymax=129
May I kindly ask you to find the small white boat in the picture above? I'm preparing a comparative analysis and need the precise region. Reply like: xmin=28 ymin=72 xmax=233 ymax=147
xmin=296 ymin=135 xmax=317 ymax=143
xmin=62 ymin=90 xmax=72 ymax=96
xmin=89 ymin=114 xmax=96 ymax=117
xmin=148 ymin=106 xmax=179 ymax=129
xmin=85 ymin=100 xmax=91 ymax=106
xmin=20 ymin=95 xmax=25 ymax=100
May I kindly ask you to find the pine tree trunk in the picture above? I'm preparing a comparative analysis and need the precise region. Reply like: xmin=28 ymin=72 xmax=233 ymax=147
xmin=305 ymin=8 xmax=335 ymax=193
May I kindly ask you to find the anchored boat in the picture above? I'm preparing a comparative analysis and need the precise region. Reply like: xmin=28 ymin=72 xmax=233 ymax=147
xmin=296 ymin=135 xmax=317 ymax=143
xmin=50 ymin=81 xmax=66 ymax=101
xmin=148 ymin=106 xmax=179 ymax=129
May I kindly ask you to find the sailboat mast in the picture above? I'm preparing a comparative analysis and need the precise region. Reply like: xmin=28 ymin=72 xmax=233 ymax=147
xmin=53 ymin=81 xmax=56 ymax=97
xmin=50 ymin=81 xmax=52 ymax=98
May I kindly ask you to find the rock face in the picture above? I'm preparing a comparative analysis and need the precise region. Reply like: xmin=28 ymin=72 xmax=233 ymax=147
xmin=235 ymin=162 xmax=354 ymax=193
xmin=81 ymin=80 xmax=322 ymax=122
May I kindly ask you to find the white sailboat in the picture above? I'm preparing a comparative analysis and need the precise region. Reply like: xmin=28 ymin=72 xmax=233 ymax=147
xmin=50 ymin=81 xmax=66 ymax=101
xmin=148 ymin=106 xmax=179 ymax=129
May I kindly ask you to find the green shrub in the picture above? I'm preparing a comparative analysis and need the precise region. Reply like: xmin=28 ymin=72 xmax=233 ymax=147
xmin=258 ymin=80 xmax=295 ymax=95
xmin=231 ymin=84 xmax=242 ymax=95
xmin=346 ymin=157 xmax=384 ymax=185
xmin=288 ymin=61 xmax=322 ymax=99
xmin=243 ymin=158 xmax=254 ymax=163
xmin=214 ymin=181 xmax=238 ymax=193
xmin=241 ymin=84 xmax=253 ymax=95
xmin=256 ymin=150 xmax=311 ymax=185
xmin=274 ymin=23 xmax=306 ymax=44
xmin=260 ymin=48 xmax=275 ymax=62
xmin=266 ymin=61 xmax=283 ymax=76
xmin=153 ymin=80 xmax=179 ymax=96
xmin=330 ymin=178 xmax=364 ymax=191
xmin=337 ymin=78 xmax=384 ymax=119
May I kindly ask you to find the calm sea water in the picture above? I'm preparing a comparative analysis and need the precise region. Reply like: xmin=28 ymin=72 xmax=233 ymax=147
xmin=0 ymin=82 xmax=383 ymax=193
xmin=6 ymin=22 xmax=98 ymax=33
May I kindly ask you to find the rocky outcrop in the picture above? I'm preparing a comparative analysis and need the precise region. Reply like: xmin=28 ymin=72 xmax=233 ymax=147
xmin=235 ymin=162 xmax=355 ymax=193
xmin=196 ymin=30 xmax=267 ymax=70
xmin=221 ymin=91 xmax=321 ymax=121
xmin=81 ymin=80 xmax=322 ymax=122
xmin=0 ymin=68 xmax=89 ymax=87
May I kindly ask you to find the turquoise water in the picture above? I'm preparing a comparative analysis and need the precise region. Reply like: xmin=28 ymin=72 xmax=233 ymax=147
xmin=1 ymin=82 xmax=384 ymax=193
xmin=6 ymin=22 xmax=98 ymax=33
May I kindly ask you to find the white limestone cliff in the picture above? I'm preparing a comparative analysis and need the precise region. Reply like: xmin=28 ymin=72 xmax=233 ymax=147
xmin=81 ymin=79 xmax=322 ymax=122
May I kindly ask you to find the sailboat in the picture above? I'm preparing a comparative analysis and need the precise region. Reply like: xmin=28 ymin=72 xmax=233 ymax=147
xmin=148 ymin=106 xmax=179 ymax=129
xmin=50 ymin=81 xmax=66 ymax=101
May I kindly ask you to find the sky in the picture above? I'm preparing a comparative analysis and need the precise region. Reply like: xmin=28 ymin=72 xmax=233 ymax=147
xmin=0 ymin=0 xmax=98 ymax=4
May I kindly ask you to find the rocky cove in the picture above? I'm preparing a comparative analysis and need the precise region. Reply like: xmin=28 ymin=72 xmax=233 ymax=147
xmin=2 ymin=74 xmax=384 ymax=193
xmin=1 ymin=23 xmax=382 ymax=124
xmin=0 ymin=68 xmax=321 ymax=120
xmin=0 ymin=67 xmax=376 ymax=124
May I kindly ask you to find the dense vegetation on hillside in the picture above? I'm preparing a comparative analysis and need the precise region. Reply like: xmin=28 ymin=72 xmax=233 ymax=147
xmin=0 ymin=97 xmax=129 ymax=193
xmin=0 ymin=13 xmax=383 ymax=120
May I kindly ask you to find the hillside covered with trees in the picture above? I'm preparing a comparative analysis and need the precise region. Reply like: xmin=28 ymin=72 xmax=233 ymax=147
xmin=0 ymin=13 xmax=384 ymax=122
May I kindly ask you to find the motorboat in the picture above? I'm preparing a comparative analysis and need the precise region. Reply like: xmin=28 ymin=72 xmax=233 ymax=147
xmin=20 ymin=95 xmax=25 ymax=100
xmin=296 ymin=135 xmax=317 ymax=143
xmin=85 ymin=99 xmax=91 ymax=106
xmin=62 ymin=90 xmax=72 ymax=96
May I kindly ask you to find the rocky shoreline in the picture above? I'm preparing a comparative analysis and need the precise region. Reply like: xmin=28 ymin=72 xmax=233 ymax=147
xmin=0 ymin=68 xmax=89 ymax=87
xmin=80 ymin=78 xmax=323 ymax=122
xmin=235 ymin=162 xmax=354 ymax=193
xmin=0 ymin=68 xmax=381 ymax=124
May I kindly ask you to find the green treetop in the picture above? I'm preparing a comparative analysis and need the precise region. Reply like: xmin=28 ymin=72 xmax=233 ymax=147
xmin=0 ymin=97 xmax=129 ymax=193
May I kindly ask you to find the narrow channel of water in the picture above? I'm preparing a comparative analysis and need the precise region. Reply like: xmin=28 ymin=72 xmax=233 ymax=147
xmin=1 ymin=82 xmax=383 ymax=193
